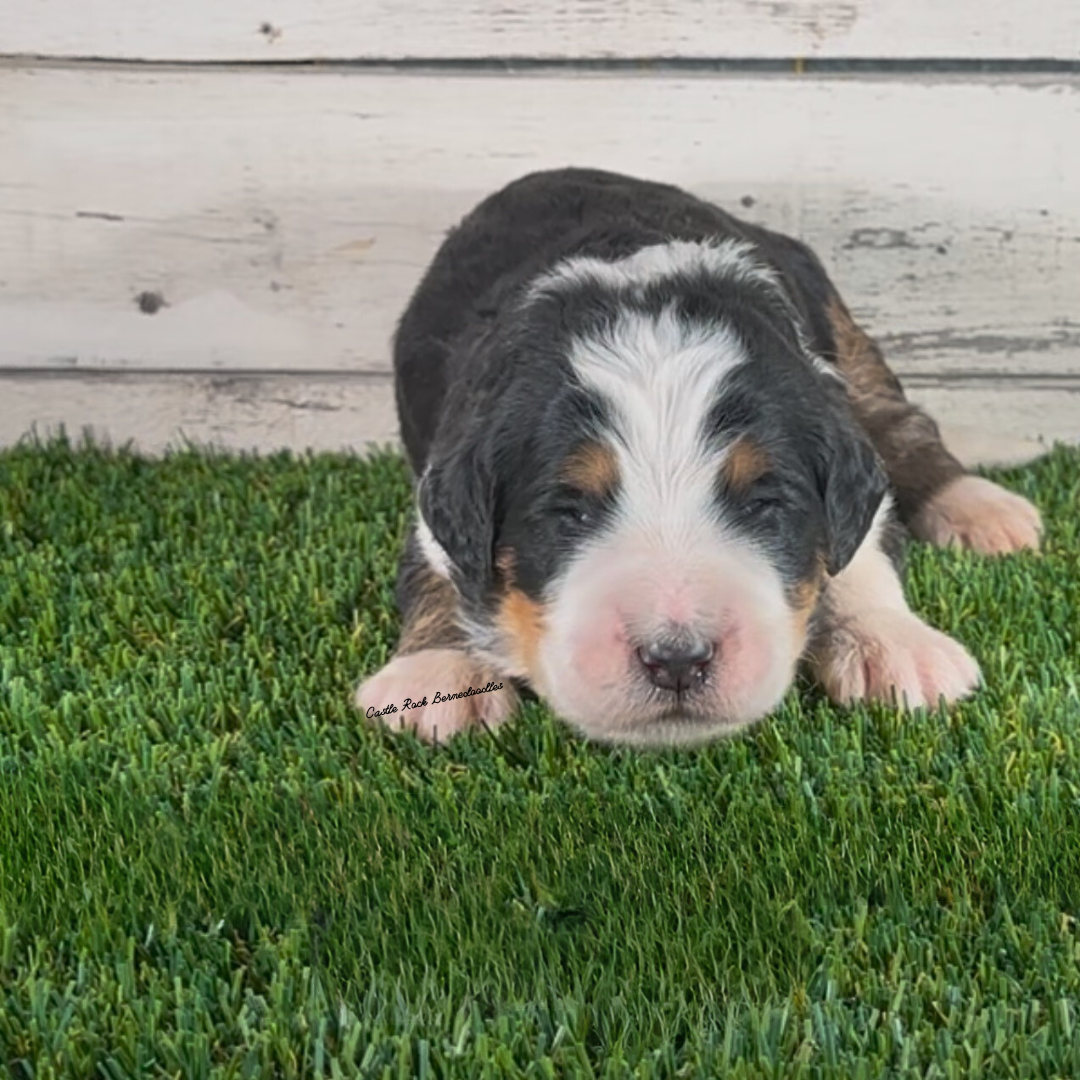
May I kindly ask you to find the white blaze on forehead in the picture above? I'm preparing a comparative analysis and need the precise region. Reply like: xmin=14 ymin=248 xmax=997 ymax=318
xmin=528 ymin=238 xmax=781 ymax=301
xmin=531 ymin=239 xmax=843 ymax=388
xmin=568 ymin=305 xmax=749 ymax=540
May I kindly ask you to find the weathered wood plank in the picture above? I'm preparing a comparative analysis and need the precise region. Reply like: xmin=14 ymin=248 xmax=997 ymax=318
xmin=2 ymin=371 xmax=1076 ymax=467
xmin=0 ymin=372 xmax=401 ymax=456
xmin=4 ymin=0 xmax=1079 ymax=62
xmin=2 ymin=66 xmax=1079 ymax=387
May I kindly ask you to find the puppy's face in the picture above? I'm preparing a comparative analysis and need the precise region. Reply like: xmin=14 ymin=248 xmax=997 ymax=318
xmin=419 ymin=246 xmax=887 ymax=745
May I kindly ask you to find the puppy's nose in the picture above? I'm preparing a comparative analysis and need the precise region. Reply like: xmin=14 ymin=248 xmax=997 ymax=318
xmin=637 ymin=637 xmax=714 ymax=694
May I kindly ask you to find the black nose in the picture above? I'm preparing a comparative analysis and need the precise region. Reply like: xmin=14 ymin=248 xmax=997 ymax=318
xmin=637 ymin=637 xmax=715 ymax=694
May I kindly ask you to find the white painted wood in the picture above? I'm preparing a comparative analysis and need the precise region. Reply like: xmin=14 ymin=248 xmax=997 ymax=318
xmin=2 ymin=372 xmax=1074 ymax=467
xmin=904 ymin=382 xmax=1080 ymax=467
xmin=0 ymin=373 xmax=401 ymax=456
xmin=2 ymin=66 xmax=1079 ymax=387
xmin=4 ymin=0 xmax=1079 ymax=62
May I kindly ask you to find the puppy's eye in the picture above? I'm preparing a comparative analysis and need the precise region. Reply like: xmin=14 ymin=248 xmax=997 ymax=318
xmin=737 ymin=478 xmax=789 ymax=518
xmin=744 ymin=493 xmax=785 ymax=514
xmin=555 ymin=502 xmax=593 ymax=526
xmin=552 ymin=487 xmax=600 ymax=528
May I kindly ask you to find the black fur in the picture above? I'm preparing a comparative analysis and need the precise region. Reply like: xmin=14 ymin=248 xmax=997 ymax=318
xmin=396 ymin=168 xmax=893 ymax=613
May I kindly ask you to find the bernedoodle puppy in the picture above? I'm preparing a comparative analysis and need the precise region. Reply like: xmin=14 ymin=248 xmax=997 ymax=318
xmin=357 ymin=168 xmax=1042 ymax=746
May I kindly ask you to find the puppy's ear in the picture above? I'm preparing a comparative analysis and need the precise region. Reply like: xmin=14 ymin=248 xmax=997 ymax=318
xmin=417 ymin=426 xmax=497 ymax=600
xmin=814 ymin=408 xmax=890 ymax=576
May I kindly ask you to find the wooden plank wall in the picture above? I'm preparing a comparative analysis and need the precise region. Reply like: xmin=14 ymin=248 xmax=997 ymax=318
xmin=2 ymin=3 xmax=1079 ymax=464
xmin=7 ymin=1 xmax=1080 ymax=61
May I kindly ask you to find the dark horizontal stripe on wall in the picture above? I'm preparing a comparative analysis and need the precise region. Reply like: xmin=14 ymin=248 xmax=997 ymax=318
xmin=5 ymin=55 xmax=1080 ymax=75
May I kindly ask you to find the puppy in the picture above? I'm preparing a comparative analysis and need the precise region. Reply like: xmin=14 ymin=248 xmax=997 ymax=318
xmin=357 ymin=168 xmax=1042 ymax=746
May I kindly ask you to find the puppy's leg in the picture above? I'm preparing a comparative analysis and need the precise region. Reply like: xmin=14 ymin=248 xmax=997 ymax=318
xmin=807 ymin=502 xmax=981 ymax=709
xmin=355 ymin=529 xmax=518 ymax=741
xmin=825 ymin=297 xmax=1042 ymax=554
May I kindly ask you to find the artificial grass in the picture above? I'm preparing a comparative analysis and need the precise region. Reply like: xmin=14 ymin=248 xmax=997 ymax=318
xmin=0 ymin=435 xmax=1078 ymax=1080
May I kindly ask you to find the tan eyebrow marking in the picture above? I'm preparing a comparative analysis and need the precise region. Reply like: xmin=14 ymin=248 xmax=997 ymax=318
xmin=719 ymin=436 xmax=771 ymax=493
xmin=560 ymin=440 xmax=621 ymax=498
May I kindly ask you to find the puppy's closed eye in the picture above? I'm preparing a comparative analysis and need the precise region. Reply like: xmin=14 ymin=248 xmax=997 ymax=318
xmin=551 ymin=484 xmax=610 ymax=529
xmin=720 ymin=471 xmax=811 ymax=530
xmin=731 ymin=477 xmax=790 ymax=524
xmin=741 ymin=485 xmax=785 ymax=515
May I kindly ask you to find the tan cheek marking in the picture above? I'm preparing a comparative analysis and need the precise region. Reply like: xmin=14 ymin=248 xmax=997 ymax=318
xmin=560 ymin=441 xmax=620 ymax=499
xmin=788 ymin=567 xmax=826 ymax=646
xmin=494 ymin=547 xmax=548 ymax=685
xmin=497 ymin=588 xmax=547 ymax=683
xmin=720 ymin=436 xmax=771 ymax=493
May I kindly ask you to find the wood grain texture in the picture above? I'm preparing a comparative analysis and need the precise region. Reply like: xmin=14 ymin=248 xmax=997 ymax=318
xmin=4 ymin=0 xmax=1079 ymax=62
xmin=0 ymin=372 xmax=400 ymax=456
xmin=2 ymin=371 xmax=1074 ymax=466
xmin=2 ymin=65 xmax=1079 ymax=384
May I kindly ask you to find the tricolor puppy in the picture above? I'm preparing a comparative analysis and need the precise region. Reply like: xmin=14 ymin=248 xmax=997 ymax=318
xmin=357 ymin=168 xmax=1042 ymax=746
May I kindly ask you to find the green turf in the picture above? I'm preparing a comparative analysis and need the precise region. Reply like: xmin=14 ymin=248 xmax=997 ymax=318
xmin=1 ymin=434 xmax=1079 ymax=1079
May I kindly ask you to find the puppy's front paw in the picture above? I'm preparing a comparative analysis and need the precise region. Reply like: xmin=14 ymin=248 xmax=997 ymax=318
xmin=910 ymin=475 xmax=1042 ymax=554
xmin=356 ymin=648 xmax=518 ymax=742
xmin=811 ymin=610 xmax=981 ymax=710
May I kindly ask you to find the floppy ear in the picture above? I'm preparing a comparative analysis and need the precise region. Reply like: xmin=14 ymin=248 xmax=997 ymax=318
xmin=815 ymin=410 xmax=891 ymax=576
xmin=417 ymin=426 xmax=498 ymax=601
